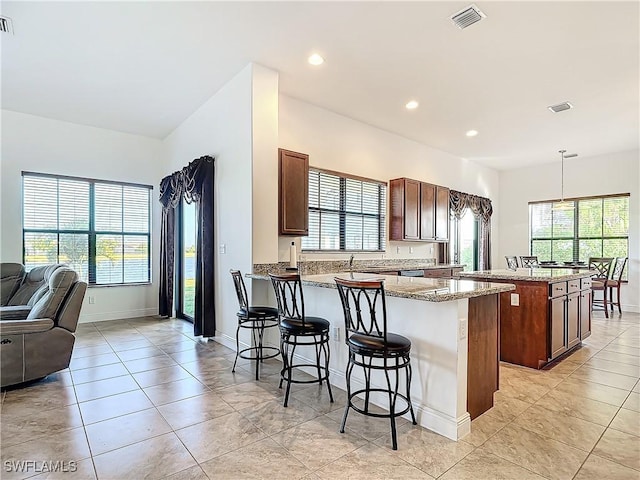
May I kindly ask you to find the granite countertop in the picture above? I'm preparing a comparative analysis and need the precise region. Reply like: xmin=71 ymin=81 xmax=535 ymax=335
xmin=247 ymin=271 xmax=514 ymax=302
xmin=357 ymin=264 xmax=464 ymax=272
xmin=458 ymin=268 xmax=593 ymax=283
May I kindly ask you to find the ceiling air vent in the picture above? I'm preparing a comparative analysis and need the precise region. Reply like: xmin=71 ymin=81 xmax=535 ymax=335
xmin=451 ymin=4 xmax=486 ymax=30
xmin=0 ymin=16 xmax=14 ymax=35
xmin=548 ymin=102 xmax=574 ymax=113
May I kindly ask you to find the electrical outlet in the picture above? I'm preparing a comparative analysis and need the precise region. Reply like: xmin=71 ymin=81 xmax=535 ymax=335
xmin=409 ymin=247 xmax=414 ymax=254
xmin=511 ymin=293 xmax=520 ymax=306
xmin=459 ymin=318 xmax=467 ymax=340
xmin=218 ymin=244 xmax=226 ymax=254
xmin=88 ymin=296 xmax=95 ymax=305
xmin=396 ymin=246 xmax=400 ymax=254
xmin=331 ymin=326 xmax=340 ymax=341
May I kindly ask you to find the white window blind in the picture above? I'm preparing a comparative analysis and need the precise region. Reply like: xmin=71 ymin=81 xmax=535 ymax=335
xmin=22 ymin=172 xmax=152 ymax=285
xmin=302 ymin=169 xmax=386 ymax=252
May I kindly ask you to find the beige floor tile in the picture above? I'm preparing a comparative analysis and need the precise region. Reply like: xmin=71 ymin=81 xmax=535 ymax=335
xmin=584 ymin=357 xmax=640 ymax=378
xmin=603 ymin=344 xmax=640 ymax=357
xmin=70 ymin=362 xmax=130 ymax=385
xmin=200 ymin=437 xmax=311 ymax=480
xmin=157 ymin=391 xmax=234 ymax=430
xmin=373 ymin=424 xmax=474 ymax=478
xmin=115 ymin=345 xmax=167 ymax=361
xmin=163 ymin=465 xmax=210 ymax=480
xmin=69 ymin=352 xmax=121 ymax=370
xmin=217 ymin=381 xmax=282 ymax=410
xmin=157 ymin=340 xmax=200 ymax=355
xmin=123 ymin=354 xmax=178 ymax=373
xmin=460 ymin=410 xmax=509 ymax=447
xmin=325 ymin=402 xmax=411 ymax=443
xmin=316 ymin=442 xmax=434 ymax=480
xmin=513 ymin=404 xmax=606 ymax=451
xmin=483 ymin=424 xmax=588 ymax=480
xmin=93 ymin=432 xmax=197 ymax=480
xmin=592 ymin=428 xmax=640 ymax=470
xmin=272 ymin=415 xmax=367 ymax=470
xmin=195 ymin=367 xmax=256 ymax=389
xmin=71 ymin=344 xmax=114 ymax=359
xmin=570 ymin=365 xmax=638 ymax=390
xmin=28 ymin=458 xmax=96 ymax=480
xmin=495 ymin=373 xmax=551 ymax=403
xmin=132 ymin=364 xmax=193 ymax=388
xmin=594 ymin=350 xmax=640 ymax=366
xmin=622 ymin=391 xmax=640 ymax=412
xmin=175 ymin=411 xmax=266 ymax=463
xmin=634 ymin=381 xmax=640 ymax=393
xmin=85 ymin=407 xmax=172 ymax=455
xmin=79 ymin=389 xmax=153 ymax=424
xmin=555 ymin=376 xmax=630 ymax=406
xmin=534 ymin=389 xmax=619 ymax=426
xmin=609 ymin=408 xmax=640 ymax=437
xmin=290 ymin=384 xmax=346 ymax=414
xmin=1 ymin=404 xmax=83 ymax=447
xmin=0 ymin=427 xmax=91 ymax=480
xmin=574 ymin=454 xmax=640 ymax=480
xmin=238 ymin=399 xmax=321 ymax=436
xmin=143 ymin=377 xmax=209 ymax=406
xmin=439 ymin=449 xmax=546 ymax=480
xmin=1 ymin=385 xmax=77 ymax=417
xmin=108 ymin=338 xmax=155 ymax=351
xmin=74 ymin=374 xmax=139 ymax=402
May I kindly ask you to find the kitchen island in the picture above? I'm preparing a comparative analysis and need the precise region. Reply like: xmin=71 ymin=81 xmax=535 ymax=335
xmin=458 ymin=268 xmax=594 ymax=369
xmin=248 ymin=271 xmax=515 ymax=440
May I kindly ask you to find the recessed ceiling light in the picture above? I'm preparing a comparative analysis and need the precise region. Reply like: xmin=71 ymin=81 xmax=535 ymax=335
xmin=466 ymin=130 xmax=479 ymax=137
xmin=405 ymin=101 xmax=419 ymax=110
xmin=308 ymin=54 xmax=324 ymax=66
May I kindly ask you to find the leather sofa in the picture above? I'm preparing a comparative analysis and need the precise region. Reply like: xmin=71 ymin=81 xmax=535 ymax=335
xmin=1 ymin=266 xmax=87 ymax=388
xmin=1 ymin=264 xmax=65 ymax=320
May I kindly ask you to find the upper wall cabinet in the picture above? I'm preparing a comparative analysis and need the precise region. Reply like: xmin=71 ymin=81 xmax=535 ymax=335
xmin=389 ymin=177 xmax=449 ymax=242
xmin=279 ymin=148 xmax=309 ymax=236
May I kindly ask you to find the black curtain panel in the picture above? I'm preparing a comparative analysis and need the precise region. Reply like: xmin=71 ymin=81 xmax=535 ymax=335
xmin=159 ymin=155 xmax=216 ymax=337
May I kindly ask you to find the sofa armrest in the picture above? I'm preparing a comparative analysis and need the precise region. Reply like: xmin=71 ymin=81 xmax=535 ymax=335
xmin=0 ymin=318 xmax=54 ymax=335
xmin=0 ymin=305 xmax=32 ymax=321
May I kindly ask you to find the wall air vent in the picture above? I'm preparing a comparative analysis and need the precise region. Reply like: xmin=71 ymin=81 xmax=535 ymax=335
xmin=548 ymin=102 xmax=574 ymax=113
xmin=450 ymin=4 xmax=486 ymax=30
xmin=0 ymin=16 xmax=14 ymax=35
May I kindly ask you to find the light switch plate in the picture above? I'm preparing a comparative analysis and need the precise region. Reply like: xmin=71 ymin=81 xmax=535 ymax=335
xmin=511 ymin=293 xmax=519 ymax=306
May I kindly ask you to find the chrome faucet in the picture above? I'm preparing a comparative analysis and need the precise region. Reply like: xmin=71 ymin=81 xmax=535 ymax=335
xmin=349 ymin=254 xmax=355 ymax=271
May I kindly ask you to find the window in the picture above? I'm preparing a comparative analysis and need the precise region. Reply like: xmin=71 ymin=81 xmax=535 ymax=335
xmin=529 ymin=194 xmax=629 ymax=276
xmin=22 ymin=172 xmax=152 ymax=285
xmin=450 ymin=209 xmax=479 ymax=270
xmin=302 ymin=168 xmax=386 ymax=251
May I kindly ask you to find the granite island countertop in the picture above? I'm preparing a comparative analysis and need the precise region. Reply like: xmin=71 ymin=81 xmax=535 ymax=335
xmin=247 ymin=271 xmax=514 ymax=302
xmin=356 ymin=263 xmax=465 ymax=272
xmin=458 ymin=268 xmax=593 ymax=283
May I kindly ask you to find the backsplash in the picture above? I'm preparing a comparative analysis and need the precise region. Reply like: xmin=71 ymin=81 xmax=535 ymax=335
xmin=253 ymin=258 xmax=437 ymax=275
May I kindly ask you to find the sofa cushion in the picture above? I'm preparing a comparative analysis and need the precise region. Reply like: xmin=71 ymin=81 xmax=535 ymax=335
xmin=8 ymin=264 xmax=64 ymax=306
xmin=27 ymin=268 xmax=79 ymax=321
xmin=0 ymin=305 xmax=32 ymax=321
xmin=1 ymin=263 xmax=25 ymax=306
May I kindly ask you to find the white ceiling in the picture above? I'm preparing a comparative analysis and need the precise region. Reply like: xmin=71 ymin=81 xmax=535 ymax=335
xmin=2 ymin=1 xmax=638 ymax=170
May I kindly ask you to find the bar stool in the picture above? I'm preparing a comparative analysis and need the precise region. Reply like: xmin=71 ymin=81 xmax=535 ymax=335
xmin=588 ymin=257 xmax=614 ymax=318
xmin=505 ymin=256 xmax=519 ymax=269
xmin=519 ymin=256 xmax=539 ymax=267
xmin=269 ymin=273 xmax=333 ymax=407
xmin=334 ymin=277 xmax=417 ymax=450
xmin=230 ymin=270 xmax=280 ymax=380
xmin=607 ymin=257 xmax=628 ymax=315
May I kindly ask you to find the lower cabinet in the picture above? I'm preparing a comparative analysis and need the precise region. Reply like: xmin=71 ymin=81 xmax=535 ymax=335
xmin=548 ymin=281 xmax=590 ymax=361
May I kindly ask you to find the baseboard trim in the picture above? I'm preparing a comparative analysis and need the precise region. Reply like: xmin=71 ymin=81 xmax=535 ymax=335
xmin=78 ymin=308 xmax=157 ymax=323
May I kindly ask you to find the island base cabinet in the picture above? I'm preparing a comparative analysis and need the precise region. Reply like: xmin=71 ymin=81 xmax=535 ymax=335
xmin=580 ymin=290 xmax=592 ymax=340
xmin=550 ymin=297 xmax=567 ymax=359
xmin=567 ymin=293 xmax=580 ymax=349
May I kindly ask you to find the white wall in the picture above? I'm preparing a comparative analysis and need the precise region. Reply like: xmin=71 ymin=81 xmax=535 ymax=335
xmin=498 ymin=149 xmax=640 ymax=312
xmin=162 ymin=64 xmax=255 ymax=343
xmin=0 ymin=110 xmax=164 ymax=322
xmin=275 ymin=95 xmax=501 ymax=264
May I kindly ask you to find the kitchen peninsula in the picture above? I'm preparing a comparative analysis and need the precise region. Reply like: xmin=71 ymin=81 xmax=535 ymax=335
xmin=459 ymin=268 xmax=594 ymax=369
xmin=248 ymin=269 xmax=515 ymax=440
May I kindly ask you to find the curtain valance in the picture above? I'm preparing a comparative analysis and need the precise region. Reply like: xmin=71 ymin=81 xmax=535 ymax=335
xmin=449 ymin=190 xmax=493 ymax=224
xmin=159 ymin=155 xmax=214 ymax=209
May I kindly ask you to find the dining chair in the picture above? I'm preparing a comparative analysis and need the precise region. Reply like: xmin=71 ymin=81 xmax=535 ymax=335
xmin=519 ymin=256 xmax=539 ymax=267
xmin=505 ymin=256 xmax=519 ymax=269
xmin=607 ymin=257 xmax=628 ymax=315
xmin=588 ymin=257 xmax=614 ymax=318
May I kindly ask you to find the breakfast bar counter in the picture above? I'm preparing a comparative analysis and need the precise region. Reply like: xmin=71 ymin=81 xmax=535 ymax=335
xmin=248 ymin=271 xmax=515 ymax=440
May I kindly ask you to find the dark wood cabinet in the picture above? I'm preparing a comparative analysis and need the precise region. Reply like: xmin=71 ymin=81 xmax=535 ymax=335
xmin=567 ymin=293 xmax=580 ymax=349
xmin=390 ymin=178 xmax=449 ymax=242
xmin=550 ymin=296 xmax=566 ymax=359
xmin=278 ymin=149 xmax=309 ymax=236
xmin=548 ymin=281 xmax=582 ymax=360
xmin=580 ymin=290 xmax=592 ymax=340
xmin=435 ymin=186 xmax=450 ymax=241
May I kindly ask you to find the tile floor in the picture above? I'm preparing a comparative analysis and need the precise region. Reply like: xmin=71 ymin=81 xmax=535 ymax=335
xmin=1 ymin=310 xmax=639 ymax=480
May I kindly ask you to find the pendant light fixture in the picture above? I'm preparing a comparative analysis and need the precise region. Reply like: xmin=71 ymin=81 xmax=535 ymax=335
xmin=554 ymin=149 xmax=578 ymax=211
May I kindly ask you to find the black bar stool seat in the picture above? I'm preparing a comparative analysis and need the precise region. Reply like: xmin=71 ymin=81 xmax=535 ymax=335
xmin=230 ymin=270 xmax=280 ymax=380
xmin=348 ymin=332 xmax=411 ymax=356
xmin=280 ymin=316 xmax=330 ymax=334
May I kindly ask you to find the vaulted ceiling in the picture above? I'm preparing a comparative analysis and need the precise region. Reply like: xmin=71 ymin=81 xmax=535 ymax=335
xmin=2 ymin=1 xmax=638 ymax=170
